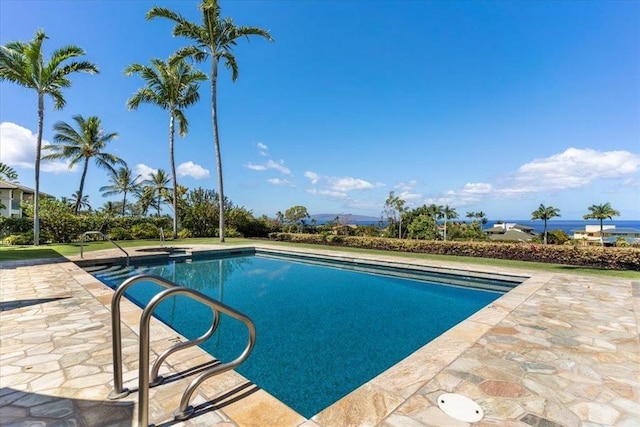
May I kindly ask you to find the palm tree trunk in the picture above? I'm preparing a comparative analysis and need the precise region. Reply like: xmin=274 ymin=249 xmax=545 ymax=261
xmin=600 ymin=219 xmax=604 ymax=246
xmin=444 ymin=215 xmax=448 ymax=241
xmin=33 ymin=95 xmax=45 ymax=245
xmin=543 ymin=219 xmax=548 ymax=244
xmin=169 ymin=112 xmax=178 ymax=239
xmin=76 ymin=158 xmax=90 ymax=215
xmin=122 ymin=192 xmax=127 ymax=217
xmin=211 ymin=59 xmax=225 ymax=242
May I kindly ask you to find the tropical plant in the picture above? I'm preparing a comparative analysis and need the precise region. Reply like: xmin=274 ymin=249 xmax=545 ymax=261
xmin=0 ymin=162 xmax=18 ymax=182
xmin=143 ymin=169 xmax=171 ymax=216
xmin=147 ymin=0 xmax=274 ymax=242
xmin=100 ymin=201 xmax=120 ymax=217
xmin=125 ymin=58 xmax=206 ymax=237
xmin=583 ymin=202 xmax=620 ymax=246
xmin=99 ymin=167 xmax=141 ymax=216
xmin=42 ymin=115 xmax=124 ymax=214
xmin=134 ymin=186 xmax=158 ymax=216
xmin=284 ymin=205 xmax=309 ymax=233
xmin=0 ymin=30 xmax=98 ymax=244
xmin=70 ymin=191 xmax=91 ymax=213
xmin=442 ymin=205 xmax=458 ymax=241
xmin=475 ymin=211 xmax=488 ymax=229
xmin=531 ymin=203 xmax=561 ymax=244
xmin=426 ymin=204 xmax=444 ymax=239
xmin=384 ymin=191 xmax=407 ymax=238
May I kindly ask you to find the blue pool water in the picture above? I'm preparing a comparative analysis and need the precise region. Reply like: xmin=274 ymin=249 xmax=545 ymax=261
xmin=91 ymin=254 xmax=502 ymax=418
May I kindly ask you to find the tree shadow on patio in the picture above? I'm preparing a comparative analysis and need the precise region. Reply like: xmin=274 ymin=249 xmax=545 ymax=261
xmin=0 ymin=387 xmax=134 ymax=427
xmin=0 ymin=297 xmax=69 ymax=312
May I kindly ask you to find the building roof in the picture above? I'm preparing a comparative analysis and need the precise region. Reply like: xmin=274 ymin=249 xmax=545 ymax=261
xmin=0 ymin=180 xmax=54 ymax=198
xmin=488 ymin=229 xmax=535 ymax=242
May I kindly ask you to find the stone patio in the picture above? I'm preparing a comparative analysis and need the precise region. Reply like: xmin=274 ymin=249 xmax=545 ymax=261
xmin=1 ymin=244 xmax=639 ymax=426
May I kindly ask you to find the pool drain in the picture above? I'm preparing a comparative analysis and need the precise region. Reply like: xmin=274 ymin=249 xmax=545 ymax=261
xmin=437 ymin=393 xmax=483 ymax=423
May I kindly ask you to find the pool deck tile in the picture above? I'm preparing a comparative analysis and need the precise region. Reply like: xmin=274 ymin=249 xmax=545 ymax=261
xmin=1 ymin=244 xmax=639 ymax=426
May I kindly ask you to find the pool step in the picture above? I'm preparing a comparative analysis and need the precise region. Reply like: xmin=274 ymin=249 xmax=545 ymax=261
xmin=94 ymin=265 xmax=138 ymax=283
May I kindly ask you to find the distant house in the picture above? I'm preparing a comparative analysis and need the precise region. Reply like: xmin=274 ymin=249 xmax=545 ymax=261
xmin=573 ymin=225 xmax=640 ymax=245
xmin=0 ymin=180 xmax=53 ymax=218
xmin=484 ymin=222 xmax=537 ymax=242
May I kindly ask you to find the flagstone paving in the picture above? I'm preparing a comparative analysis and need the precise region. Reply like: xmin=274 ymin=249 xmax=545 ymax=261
xmin=1 ymin=245 xmax=639 ymax=426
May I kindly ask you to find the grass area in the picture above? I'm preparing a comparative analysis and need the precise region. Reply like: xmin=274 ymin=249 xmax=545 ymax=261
xmin=1 ymin=238 xmax=638 ymax=279
xmin=0 ymin=238 xmax=254 ymax=261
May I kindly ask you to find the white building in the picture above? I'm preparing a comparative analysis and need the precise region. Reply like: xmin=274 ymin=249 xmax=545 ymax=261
xmin=0 ymin=180 xmax=53 ymax=218
xmin=573 ymin=225 xmax=640 ymax=245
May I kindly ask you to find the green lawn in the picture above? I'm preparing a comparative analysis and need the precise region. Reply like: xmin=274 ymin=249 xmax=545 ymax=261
xmin=1 ymin=238 xmax=638 ymax=279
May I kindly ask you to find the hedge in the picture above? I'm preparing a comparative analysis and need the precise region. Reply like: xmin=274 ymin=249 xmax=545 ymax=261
xmin=268 ymin=233 xmax=640 ymax=271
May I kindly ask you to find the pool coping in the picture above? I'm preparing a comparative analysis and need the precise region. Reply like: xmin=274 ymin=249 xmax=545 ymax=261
xmin=1 ymin=243 xmax=639 ymax=426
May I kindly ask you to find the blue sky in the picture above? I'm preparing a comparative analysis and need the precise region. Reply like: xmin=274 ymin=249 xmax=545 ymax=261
xmin=1 ymin=0 xmax=638 ymax=220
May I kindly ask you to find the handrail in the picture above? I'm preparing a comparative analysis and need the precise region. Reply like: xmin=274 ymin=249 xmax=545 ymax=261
xmin=108 ymin=274 xmax=256 ymax=427
xmin=139 ymin=286 xmax=256 ymax=425
xmin=109 ymin=274 xmax=211 ymax=398
xmin=80 ymin=231 xmax=129 ymax=266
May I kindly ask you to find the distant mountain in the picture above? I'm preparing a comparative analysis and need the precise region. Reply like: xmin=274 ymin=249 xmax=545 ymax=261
xmin=310 ymin=213 xmax=381 ymax=223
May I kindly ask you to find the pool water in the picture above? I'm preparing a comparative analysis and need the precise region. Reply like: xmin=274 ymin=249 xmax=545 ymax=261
xmin=91 ymin=254 xmax=501 ymax=418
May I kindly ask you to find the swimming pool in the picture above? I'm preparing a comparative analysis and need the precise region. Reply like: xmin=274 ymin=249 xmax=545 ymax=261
xmin=88 ymin=251 xmax=512 ymax=418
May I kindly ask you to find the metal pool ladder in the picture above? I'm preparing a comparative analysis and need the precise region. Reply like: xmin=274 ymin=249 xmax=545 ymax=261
xmin=108 ymin=274 xmax=256 ymax=426
xmin=80 ymin=231 xmax=130 ymax=266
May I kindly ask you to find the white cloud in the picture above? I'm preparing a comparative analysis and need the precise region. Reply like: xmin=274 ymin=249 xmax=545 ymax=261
xmin=267 ymin=178 xmax=294 ymax=187
xmin=266 ymin=159 xmax=291 ymax=175
xmin=0 ymin=122 xmax=75 ymax=173
xmin=397 ymin=190 xmax=422 ymax=202
xmin=177 ymin=161 xmax=210 ymax=179
xmin=256 ymin=142 xmax=268 ymax=156
xmin=511 ymin=147 xmax=639 ymax=191
xmin=244 ymin=159 xmax=291 ymax=175
xmin=245 ymin=162 xmax=267 ymax=171
xmin=395 ymin=180 xmax=418 ymax=192
xmin=135 ymin=163 xmax=157 ymax=180
xmin=432 ymin=147 xmax=640 ymax=206
xmin=307 ymin=188 xmax=347 ymax=198
xmin=328 ymin=177 xmax=377 ymax=191
xmin=304 ymin=171 xmax=319 ymax=184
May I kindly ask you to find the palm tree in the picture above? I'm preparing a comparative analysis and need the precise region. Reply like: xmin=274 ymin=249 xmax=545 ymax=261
xmin=442 ymin=205 xmax=458 ymax=241
xmin=0 ymin=30 xmax=98 ymax=244
xmin=125 ymin=58 xmax=206 ymax=238
xmin=100 ymin=201 xmax=119 ymax=217
xmin=100 ymin=167 xmax=141 ymax=216
xmin=70 ymin=191 xmax=91 ymax=213
xmin=531 ymin=203 xmax=561 ymax=245
xmin=465 ymin=211 xmax=476 ymax=223
xmin=143 ymin=169 xmax=171 ymax=216
xmin=147 ymin=0 xmax=274 ymax=242
xmin=42 ymin=115 xmax=125 ymax=215
xmin=475 ymin=211 xmax=488 ymax=229
xmin=0 ymin=162 xmax=18 ymax=182
xmin=583 ymin=203 xmax=620 ymax=246
xmin=134 ymin=186 xmax=158 ymax=216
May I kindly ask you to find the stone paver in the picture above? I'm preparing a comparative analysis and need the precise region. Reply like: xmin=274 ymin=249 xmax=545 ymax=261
xmin=1 ymin=244 xmax=639 ymax=426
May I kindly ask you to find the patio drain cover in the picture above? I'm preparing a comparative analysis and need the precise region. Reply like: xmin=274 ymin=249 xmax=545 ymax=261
xmin=437 ymin=393 xmax=484 ymax=422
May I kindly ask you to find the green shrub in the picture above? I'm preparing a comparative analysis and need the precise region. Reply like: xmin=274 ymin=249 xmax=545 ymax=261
xmin=177 ymin=229 xmax=192 ymax=239
xmin=0 ymin=217 xmax=32 ymax=234
xmin=108 ymin=227 xmax=133 ymax=240
xmin=4 ymin=233 xmax=32 ymax=245
xmin=268 ymin=233 xmax=640 ymax=270
xmin=131 ymin=223 xmax=160 ymax=240
xmin=224 ymin=227 xmax=241 ymax=238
